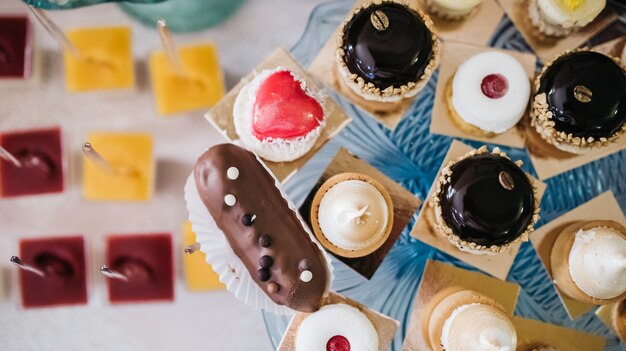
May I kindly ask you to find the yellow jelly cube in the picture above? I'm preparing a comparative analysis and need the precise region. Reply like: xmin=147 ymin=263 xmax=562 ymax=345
xmin=149 ymin=44 xmax=225 ymax=115
xmin=83 ymin=133 xmax=153 ymax=201
xmin=182 ymin=221 xmax=224 ymax=292
xmin=64 ymin=26 xmax=134 ymax=92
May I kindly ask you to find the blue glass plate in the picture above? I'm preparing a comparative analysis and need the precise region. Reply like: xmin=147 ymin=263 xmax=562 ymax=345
xmin=264 ymin=1 xmax=626 ymax=350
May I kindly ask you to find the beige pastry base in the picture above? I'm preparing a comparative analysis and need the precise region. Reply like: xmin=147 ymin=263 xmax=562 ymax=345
xmin=416 ymin=0 xmax=503 ymax=46
xmin=410 ymin=140 xmax=546 ymax=280
xmin=530 ymin=191 xmax=626 ymax=319
xmin=513 ymin=316 xmax=605 ymax=351
xmin=431 ymin=41 xmax=537 ymax=148
xmin=497 ymin=0 xmax=617 ymax=63
xmin=300 ymin=148 xmax=422 ymax=279
xmin=205 ymin=47 xmax=351 ymax=183
xmin=308 ymin=0 xmax=429 ymax=130
xmin=277 ymin=292 xmax=399 ymax=351
xmin=310 ymin=172 xmax=394 ymax=258
xmin=596 ymin=301 xmax=626 ymax=343
xmin=402 ymin=259 xmax=520 ymax=351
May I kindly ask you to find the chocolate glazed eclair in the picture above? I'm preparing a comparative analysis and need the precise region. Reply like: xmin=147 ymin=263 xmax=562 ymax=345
xmin=193 ymin=144 xmax=330 ymax=312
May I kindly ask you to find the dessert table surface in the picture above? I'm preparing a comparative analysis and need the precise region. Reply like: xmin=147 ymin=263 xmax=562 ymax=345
xmin=0 ymin=0 xmax=326 ymax=350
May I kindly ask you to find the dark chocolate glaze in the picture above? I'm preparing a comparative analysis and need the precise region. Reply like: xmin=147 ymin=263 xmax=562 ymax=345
xmin=194 ymin=144 xmax=328 ymax=312
xmin=538 ymin=51 xmax=626 ymax=138
xmin=438 ymin=153 xmax=535 ymax=246
xmin=341 ymin=2 xmax=433 ymax=89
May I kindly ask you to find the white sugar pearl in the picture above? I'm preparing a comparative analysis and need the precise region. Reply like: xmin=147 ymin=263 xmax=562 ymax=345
xmin=300 ymin=270 xmax=313 ymax=282
xmin=227 ymin=167 xmax=239 ymax=180
xmin=224 ymin=194 xmax=236 ymax=206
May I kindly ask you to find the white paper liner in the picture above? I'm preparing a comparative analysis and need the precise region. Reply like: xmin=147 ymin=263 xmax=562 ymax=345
xmin=184 ymin=162 xmax=334 ymax=315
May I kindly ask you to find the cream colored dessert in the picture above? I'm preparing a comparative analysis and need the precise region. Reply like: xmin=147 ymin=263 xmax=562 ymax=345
xmin=295 ymin=303 xmax=378 ymax=351
xmin=311 ymin=173 xmax=394 ymax=258
xmin=529 ymin=0 xmax=606 ymax=37
xmin=318 ymin=179 xmax=389 ymax=251
xmin=426 ymin=0 xmax=483 ymax=20
xmin=568 ymin=226 xmax=626 ymax=300
xmin=441 ymin=303 xmax=517 ymax=351
xmin=427 ymin=290 xmax=516 ymax=351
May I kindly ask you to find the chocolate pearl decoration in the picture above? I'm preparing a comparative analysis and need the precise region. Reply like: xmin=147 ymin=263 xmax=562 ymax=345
xmin=267 ymin=282 xmax=280 ymax=294
xmin=537 ymin=51 xmax=626 ymax=138
xmin=224 ymin=194 xmax=236 ymax=206
xmin=438 ymin=153 xmax=535 ymax=246
xmin=259 ymin=234 xmax=272 ymax=248
xmin=242 ymin=214 xmax=256 ymax=226
xmin=341 ymin=2 xmax=434 ymax=89
xmin=226 ymin=166 xmax=239 ymax=180
xmin=258 ymin=268 xmax=271 ymax=282
xmin=300 ymin=270 xmax=313 ymax=283
xmin=259 ymin=255 xmax=273 ymax=268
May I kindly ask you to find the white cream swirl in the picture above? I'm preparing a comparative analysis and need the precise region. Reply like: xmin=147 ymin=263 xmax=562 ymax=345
xmin=537 ymin=0 xmax=606 ymax=29
xmin=441 ymin=303 xmax=517 ymax=351
xmin=568 ymin=226 xmax=626 ymax=300
xmin=318 ymin=180 xmax=389 ymax=251
xmin=295 ymin=303 xmax=378 ymax=351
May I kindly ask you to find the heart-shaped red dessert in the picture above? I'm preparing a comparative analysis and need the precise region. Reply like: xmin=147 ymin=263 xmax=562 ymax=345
xmin=252 ymin=70 xmax=324 ymax=141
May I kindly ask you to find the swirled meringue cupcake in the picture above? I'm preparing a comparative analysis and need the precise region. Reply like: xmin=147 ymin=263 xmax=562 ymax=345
xmin=295 ymin=303 xmax=378 ymax=351
xmin=528 ymin=0 xmax=606 ymax=37
xmin=233 ymin=67 xmax=326 ymax=162
xmin=431 ymin=146 xmax=539 ymax=255
xmin=336 ymin=0 xmax=439 ymax=105
xmin=551 ymin=220 xmax=626 ymax=305
xmin=427 ymin=290 xmax=517 ymax=351
xmin=425 ymin=0 xmax=483 ymax=20
xmin=311 ymin=173 xmax=393 ymax=258
xmin=446 ymin=51 xmax=531 ymax=137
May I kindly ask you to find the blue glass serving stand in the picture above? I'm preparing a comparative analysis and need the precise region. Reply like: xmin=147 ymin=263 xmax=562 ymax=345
xmin=263 ymin=1 xmax=626 ymax=350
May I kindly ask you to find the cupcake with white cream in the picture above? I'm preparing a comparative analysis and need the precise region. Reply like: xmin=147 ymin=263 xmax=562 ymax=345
xmin=233 ymin=67 xmax=326 ymax=162
xmin=446 ymin=51 xmax=530 ymax=137
xmin=427 ymin=289 xmax=517 ymax=351
xmin=550 ymin=220 xmax=626 ymax=305
xmin=310 ymin=172 xmax=394 ymax=258
xmin=528 ymin=0 xmax=606 ymax=37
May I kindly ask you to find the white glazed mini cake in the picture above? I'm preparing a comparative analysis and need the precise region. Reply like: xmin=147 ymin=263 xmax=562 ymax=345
xmin=528 ymin=0 xmax=606 ymax=37
xmin=425 ymin=0 xmax=483 ymax=20
xmin=318 ymin=179 xmax=389 ymax=251
xmin=233 ymin=67 xmax=326 ymax=162
xmin=568 ymin=226 xmax=626 ymax=300
xmin=311 ymin=173 xmax=394 ymax=258
xmin=441 ymin=303 xmax=517 ymax=351
xmin=295 ymin=303 xmax=378 ymax=351
xmin=447 ymin=51 xmax=530 ymax=136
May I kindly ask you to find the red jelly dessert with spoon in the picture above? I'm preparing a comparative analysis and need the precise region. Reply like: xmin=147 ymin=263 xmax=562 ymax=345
xmin=105 ymin=233 xmax=174 ymax=303
xmin=0 ymin=15 xmax=32 ymax=79
xmin=18 ymin=236 xmax=88 ymax=308
xmin=0 ymin=127 xmax=64 ymax=197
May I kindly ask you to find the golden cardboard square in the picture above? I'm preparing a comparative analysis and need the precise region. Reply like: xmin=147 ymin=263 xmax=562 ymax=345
xmin=431 ymin=41 xmax=537 ymax=148
xmin=497 ymin=0 xmax=617 ymax=63
xmin=513 ymin=316 xmax=605 ymax=351
xmin=277 ymin=292 xmax=399 ymax=351
xmin=415 ymin=0 xmax=504 ymax=46
xmin=402 ymin=259 xmax=520 ymax=351
xmin=308 ymin=0 xmax=439 ymax=130
xmin=595 ymin=302 xmax=625 ymax=343
xmin=205 ymin=47 xmax=351 ymax=183
xmin=299 ymin=148 xmax=422 ymax=279
xmin=530 ymin=191 xmax=626 ymax=319
xmin=410 ymin=140 xmax=546 ymax=280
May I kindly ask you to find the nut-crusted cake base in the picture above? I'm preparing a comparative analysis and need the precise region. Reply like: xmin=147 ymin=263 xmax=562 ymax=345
xmin=530 ymin=48 xmax=626 ymax=155
xmin=430 ymin=146 xmax=540 ymax=254
xmin=335 ymin=0 xmax=440 ymax=103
